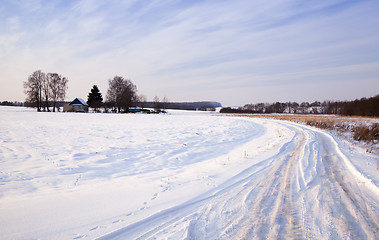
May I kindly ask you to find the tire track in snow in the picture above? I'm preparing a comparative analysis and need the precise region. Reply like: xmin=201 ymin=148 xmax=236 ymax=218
xmin=283 ymin=121 xmax=379 ymax=240
xmin=96 ymin=126 xmax=298 ymax=240
xmin=97 ymin=119 xmax=379 ymax=240
xmin=318 ymin=130 xmax=379 ymax=239
xmin=269 ymin=129 xmax=306 ymax=240
xmin=238 ymin=125 xmax=308 ymax=239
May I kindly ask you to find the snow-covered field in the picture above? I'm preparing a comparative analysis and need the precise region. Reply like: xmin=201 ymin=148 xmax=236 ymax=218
xmin=0 ymin=106 xmax=378 ymax=239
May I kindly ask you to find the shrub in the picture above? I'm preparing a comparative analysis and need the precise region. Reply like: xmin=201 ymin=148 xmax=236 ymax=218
xmin=352 ymin=123 xmax=379 ymax=143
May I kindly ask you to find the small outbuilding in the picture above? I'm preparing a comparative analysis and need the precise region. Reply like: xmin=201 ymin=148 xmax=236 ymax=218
xmin=63 ymin=98 xmax=89 ymax=112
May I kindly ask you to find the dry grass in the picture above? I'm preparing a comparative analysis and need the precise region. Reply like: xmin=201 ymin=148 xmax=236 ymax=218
xmin=352 ymin=123 xmax=379 ymax=143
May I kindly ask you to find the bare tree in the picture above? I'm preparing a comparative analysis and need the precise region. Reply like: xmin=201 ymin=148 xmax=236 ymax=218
xmin=153 ymin=96 xmax=160 ymax=112
xmin=137 ymin=94 xmax=147 ymax=108
xmin=106 ymin=76 xmax=137 ymax=113
xmin=42 ymin=74 xmax=50 ymax=111
xmin=24 ymin=70 xmax=45 ymax=111
xmin=24 ymin=70 xmax=68 ymax=112
xmin=162 ymin=96 xmax=169 ymax=110
xmin=120 ymin=83 xmax=137 ymax=111
xmin=106 ymin=76 xmax=124 ymax=112
xmin=48 ymin=73 xmax=68 ymax=112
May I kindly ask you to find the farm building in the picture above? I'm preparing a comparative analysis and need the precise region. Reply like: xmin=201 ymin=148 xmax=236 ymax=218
xmin=63 ymin=98 xmax=89 ymax=112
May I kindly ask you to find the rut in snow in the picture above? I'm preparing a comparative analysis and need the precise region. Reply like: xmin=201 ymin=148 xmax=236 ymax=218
xmin=98 ymin=121 xmax=379 ymax=240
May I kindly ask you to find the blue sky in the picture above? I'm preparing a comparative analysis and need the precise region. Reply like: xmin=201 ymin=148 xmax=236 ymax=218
xmin=1 ymin=0 xmax=378 ymax=106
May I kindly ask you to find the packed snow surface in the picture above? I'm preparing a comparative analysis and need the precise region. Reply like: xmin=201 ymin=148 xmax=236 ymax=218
xmin=0 ymin=106 xmax=378 ymax=239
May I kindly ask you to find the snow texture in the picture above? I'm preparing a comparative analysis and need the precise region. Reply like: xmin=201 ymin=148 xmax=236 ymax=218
xmin=0 ymin=106 xmax=378 ymax=239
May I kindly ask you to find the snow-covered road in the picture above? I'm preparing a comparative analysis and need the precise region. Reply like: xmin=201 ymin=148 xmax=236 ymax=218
xmin=99 ymin=121 xmax=378 ymax=240
xmin=0 ymin=107 xmax=378 ymax=239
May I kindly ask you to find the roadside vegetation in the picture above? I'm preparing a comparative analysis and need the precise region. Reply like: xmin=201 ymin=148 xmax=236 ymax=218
xmin=221 ymin=95 xmax=379 ymax=149
xmin=242 ymin=114 xmax=379 ymax=151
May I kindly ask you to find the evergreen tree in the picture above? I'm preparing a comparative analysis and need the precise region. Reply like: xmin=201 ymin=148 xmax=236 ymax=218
xmin=87 ymin=85 xmax=103 ymax=111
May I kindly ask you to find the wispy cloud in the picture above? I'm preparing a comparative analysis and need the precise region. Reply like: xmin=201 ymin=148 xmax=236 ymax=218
xmin=1 ymin=0 xmax=378 ymax=105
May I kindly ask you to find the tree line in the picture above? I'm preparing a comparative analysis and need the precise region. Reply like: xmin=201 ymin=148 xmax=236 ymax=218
xmin=22 ymin=69 xmax=378 ymax=116
xmin=85 ymin=81 xmax=221 ymax=113
xmin=221 ymin=95 xmax=379 ymax=117
xmin=0 ymin=101 xmax=24 ymax=107
xmin=86 ymin=76 xmax=143 ymax=113
xmin=23 ymin=71 xmax=141 ymax=113
xmin=86 ymin=78 xmax=168 ymax=113
xmin=141 ymin=101 xmax=221 ymax=111
xmin=23 ymin=70 xmax=170 ymax=113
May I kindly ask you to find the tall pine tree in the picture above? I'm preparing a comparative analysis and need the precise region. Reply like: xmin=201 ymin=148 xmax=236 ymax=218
xmin=87 ymin=85 xmax=103 ymax=111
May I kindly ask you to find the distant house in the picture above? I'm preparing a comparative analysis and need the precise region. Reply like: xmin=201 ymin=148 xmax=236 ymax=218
xmin=63 ymin=98 xmax=89 ymax=112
